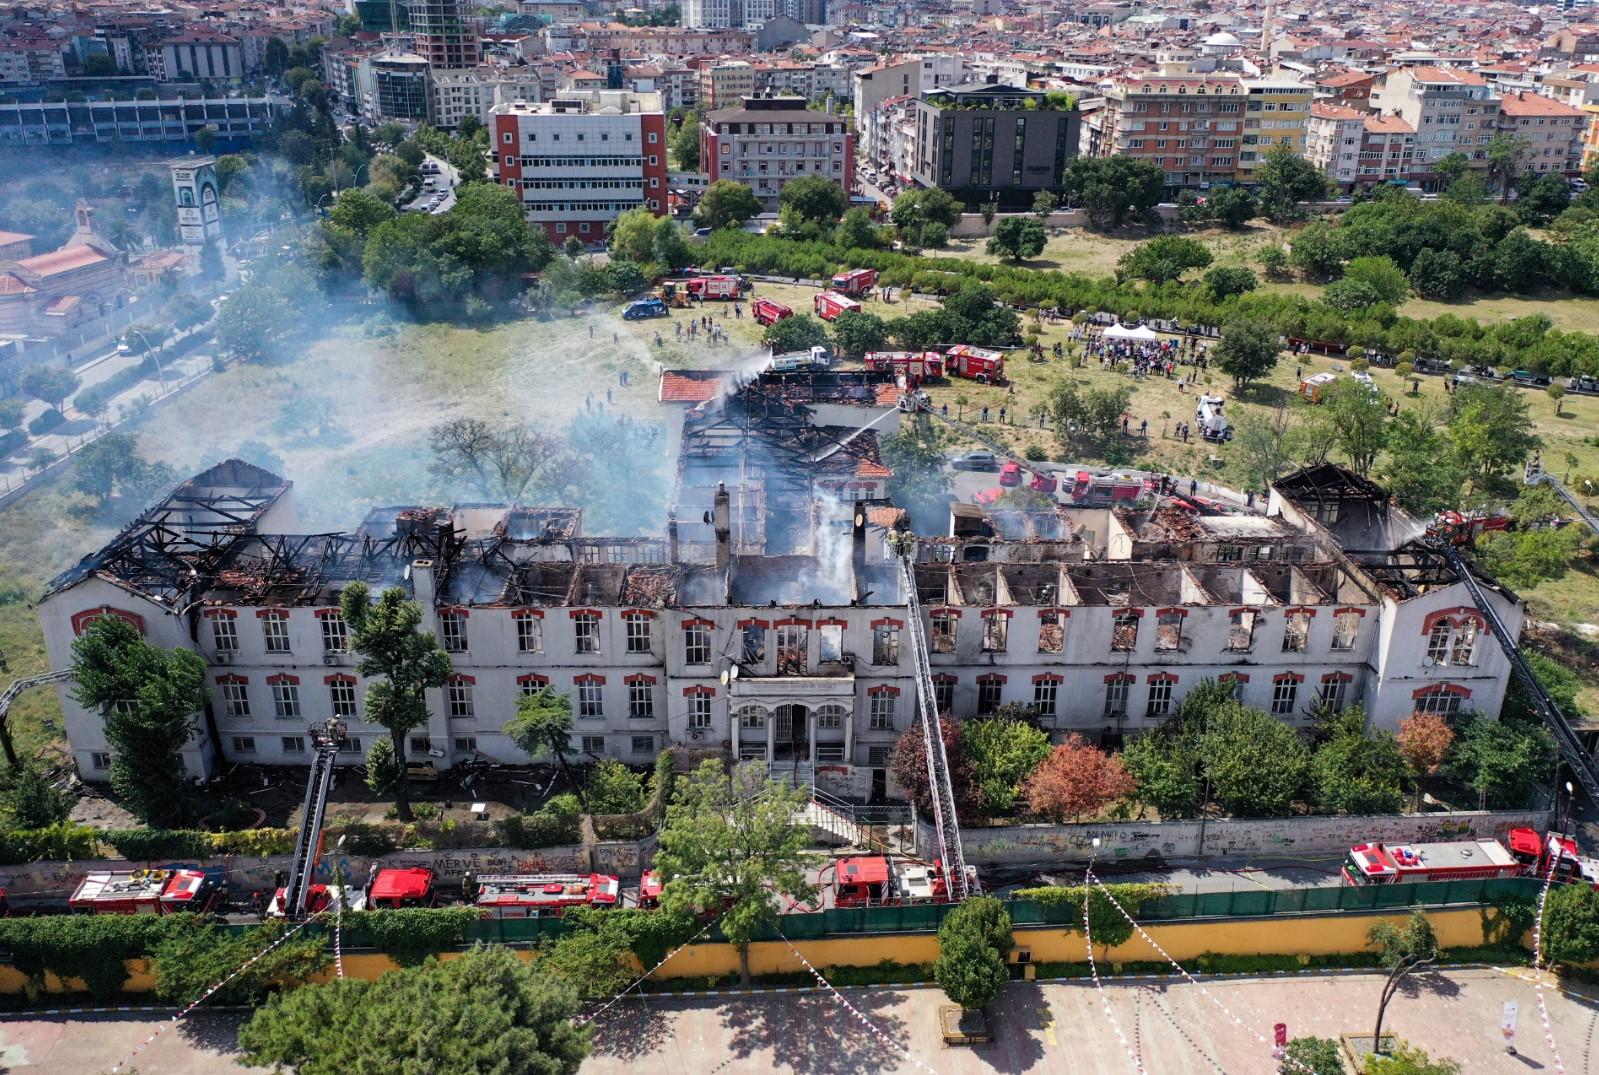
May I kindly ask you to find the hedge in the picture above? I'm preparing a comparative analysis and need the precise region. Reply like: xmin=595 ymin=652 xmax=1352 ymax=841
xmin=343 ymin=907 xmax=481 ymax=966
xmin=0 ymin=913 xmax=198 ymax=999
xmin=102 ymin=827 xmax=296 ymax=861
xmin=25 ymin=408 xmax=62 ymax=437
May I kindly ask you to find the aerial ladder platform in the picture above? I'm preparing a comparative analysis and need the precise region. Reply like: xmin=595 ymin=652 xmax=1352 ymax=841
xmin=276 ymin=718 xmax=347 ymax=918
xmin=1525 ymin=461 xmax=1599 ymax=538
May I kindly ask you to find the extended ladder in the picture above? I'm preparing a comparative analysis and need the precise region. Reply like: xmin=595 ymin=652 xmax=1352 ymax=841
xmin=281 ymin=719 xmax=345 ymax=918
xmin=0 ymin=670 xmax=72 ymax=768
xmin=897 ymin=553 xmax=970 ymax=901
xmin=1525 ymin=467 xmax=1599 ymax=537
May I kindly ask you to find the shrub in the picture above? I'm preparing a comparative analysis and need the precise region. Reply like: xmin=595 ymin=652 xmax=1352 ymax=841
xmin=102 ymin=829 xmax=211 ymax=860
xmin=26 ymin=408 xmax=63 ymax=436
xmin=500 ymin=811 xmax=581 ymax=849
xmin=344 ymin=907 xmax=481 ymax=965
xmin=0 ymin=913 xmax=195 ymax=998
xmin=0 ymin=822 xmax=100 ymax=864
xmin=324 ymin=822 xmax=397 ymax=857
xmin=152 ymin=921 xmax=328 ymax=1005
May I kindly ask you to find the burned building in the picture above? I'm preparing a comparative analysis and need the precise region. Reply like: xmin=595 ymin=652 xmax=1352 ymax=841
xmin=40 ymin=427 xmax=1522 ymax=798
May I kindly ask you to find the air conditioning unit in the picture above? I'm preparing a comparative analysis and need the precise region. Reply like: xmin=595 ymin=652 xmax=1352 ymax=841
xmin=689 ymin=728 xmax=705 ymax=740
xmin=214 ymin=651 xmax=233 ymax=664
xmin=322 ymin=653 xmax=340 ymax=665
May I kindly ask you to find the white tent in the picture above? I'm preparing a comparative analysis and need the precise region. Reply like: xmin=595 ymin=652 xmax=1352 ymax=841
xmin=1102 ymin=323 xmax=1160 ymax=341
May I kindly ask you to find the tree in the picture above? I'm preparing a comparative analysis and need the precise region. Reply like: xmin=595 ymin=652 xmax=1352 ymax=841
xmin=830 ymin=309 xmax=889 ymax=358
xmin=563 ymin=235 xmax=586 ymax=259
xmin=934 ymin=895 xmax=1012 ymax=1010
xmin=1517 ymin=173 xmax=1571 ymax=226
xmin=20 ymin=365 xmax=80 ymax=410
xmin=1022 ymin=734 xmax=1135 ymax=821
xmin=1381 ymin=407 xmax=1466 ymax=516
xmin=940 ymin=280 xmax=1020 ymax=346
xmin=585 ymin=758 xmax=646 ymax=814
xmin=1214 ymin=319 xmax=1282 ymax=389
xmin=1541 ymin=882 xmax=1599 ymax=965
xmin=669 ymin=111 xmax=700 ymax=170
xmin=1288 ymin=221 xmax=1344 ymax=280
xmin=985 ymin=216 xmax=1046 ymax=261
xmin=610 ymin=206 xmax=660 ymax=263
xmin=778 ymin=174 xmax=848 ymax=227
xmin=1446 ymin=716 xmax=1556 ymax=809
xmin=1049 ymin=380 xmax=1134 ymax=452
xmin=1031 ymin=190 xmax=1059 ymax=221
xmin=364 ymin=736 xmax=402 ymax=800
xmin=0 ymin=764 xmax=70 ymax=827
xmin=693 ymin=181 xmax=761 ymax=231
xmin=215 ymin=268 xmax=307 ymax=359
xmin=1434 ymin=153 xmax=1470 ymax=189
xmin=329 ymin=188 xmax=396 ymax=237
xmin=890 ymin=188 xmax=961 ymax=245
xmin=835 ymin=206 xmax=877 ymax=251
xmin=980 ymin=199 xmax=998 ymax=231
xmin=1310 ymin=708 xmax=1406 ymax=815
xmin=1408 ymin=247 xmax=1466 ymax=300
xmin=1321 ymin=379 xmax=1388 ymax=476
xmin=238 ymin=945 xmax=590 ymax=1075
xmin=167 ymin=292 xmax=213 ymax=332
xmin=652 ymin=217 xmax=693 ymax=271
xmin=1281 ymin=1037 xmax=1347 ymax=1075
xmin=1258 ymin=244 xmax=1290 ymax=278
xmin=427 ymin=418 xmax=569 ymax=502
xmin=1474 ymin=523 xmax=1584 ymax=590
xmin=1207 ymin=185 xmax=1257 ymax=229
xmin=1445 ymin=384 xmax=1540 ymax=483
xmin=880 ymin=414 xmax=953 ymax=526
xmin=1118 ymin=235 xmax=1213 ymax=284
xmin=1062 ymin=156 xmax=1165 ymax=229
xmin=1196 ymin=703 xmax=1310 ymax=816
xmin=1487 ymin=133 xmax=1532 ymax=202
xmin=1123 ymin=731 xmax=1202 ymax=819
xmin=763 ymin=313 xmax=831 ymax=353
xmin=263 ymin=36 xmax=290 ymax=77
xmin=1343 ymin=255 xmax=1411 ymax=305
xmin=1366 ymin=1043 xmax=1461 ymax=1075
xmin=1548 ymin=382 xmax=1567 ymax=417
xmin=340 ymin=582 xmax=452 ymax=822
xmin=504 ymin=688 xmax=584 ymax=808
xmin=1256 ymin=143 xmax=1330 ymax=223
xmin=890 ymin=716 xmax=981 ymax=817
xmin=70 ymin=616 xmax=206 ymax=826
xmin=1204 ymin=265 xmax=1258 ymax=300
xmin=1397 ymin=713 xmax=1454 ymax=809
xmin=82 ymin=53 xmax=118 ymax=76
xmin=0 ymin=397 xmax=25 ymax=433
xmin=654 ymin=760 xmax=815 ymax=985
xmin=606 ymin=258 xmax=648 ymax=296
xmin=1368 ymin=912 xmax=1438 ymax=1057
xmin=964 ymin=716 xmax=1051 ymax=815
xmin=71 ymin=433 xmax=173 ymax=505
xmin=1324 ymin=277 xmax=1384 ymax=313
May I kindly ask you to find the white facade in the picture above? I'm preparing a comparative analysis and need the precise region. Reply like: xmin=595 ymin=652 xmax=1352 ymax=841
xmin=1307 ymin=103 xmax=1365 ymax=186
xmin=432 ymin=67 xmax=546 ymax=130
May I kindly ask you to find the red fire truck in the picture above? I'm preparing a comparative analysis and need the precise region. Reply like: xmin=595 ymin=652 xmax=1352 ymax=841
xmin=1428 ymin=509 xmax=1511 ymax=547
xmin=1506 ymin=828 xmax=1586 ymax=881
xmin=831 ymin=268 xmax=878 ymax=298
xmin=69 ymin=868 xmax=224 ymax=915
xmin=833 ymin=856 xmax=975 ymax=907
xmin=1067 ymin=471 xmax=1146 ymax=506
xmin=1342 ymin=840 xmax=1523 ymax=885
xmin=685 ymin=275 xmax=742 ymax=300
xmin=753 ymin=298 xmax=792 ymax=326
xmin=943 ymin=344 xmax=1005 ymax=383
xmin=813 ymin=291 xmax=862 ymax=322
xmin=367 ymin=866 xmax=439 ymax=909
xmin=865 ymin=351 xmax=945 ymax=379
xmin=637 ymin=869 xmax=663 ymax=908
xmin=474 ymin=873 xmax=621 ymax=919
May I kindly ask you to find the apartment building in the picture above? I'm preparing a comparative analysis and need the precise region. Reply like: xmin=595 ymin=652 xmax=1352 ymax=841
xmin=0 ymin=40 xmax=67 ymax=86
xmin=432 ymin=67 xmax=546 ymax=130
xmin=910 ymin=82 xmax=1080 ymax=208
xmin=157 ymin=30 xmax=244 ymax=82
xmin=1497 ymin=91 xmax=1586 ymax=177
xmin=411 ymin=0 xmax=481 ymax=70
xmin=1370 ymin=66 xmax=1499 ymax=183
xmin=702 ymin=94 xmax=853 ymax=209
xmin=699 ymin=60 xmax=756 ymax=111
xmin=365 ymin=53 xmax=433 ymax=123
xmin=756 ymin=61 xmax=850 ymax=103
xmin=1236 ymin=75 xmax=1312 ymax=184
xmin=1306 ymin=101 xmax=1365 ymax=187
xmin=491 ymin=90 xmax=669 ymax=243
xmin=853 ymin=54 xmax=969 ymax=161
xmin=1358 ymin=114 xmax=1417 ymax=185
xmin=1094 ymin=72 xmax=1248 ymax=191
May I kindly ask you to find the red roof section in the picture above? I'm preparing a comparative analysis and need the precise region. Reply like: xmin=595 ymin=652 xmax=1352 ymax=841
xmin=17 ymin=245 xmax=108 ymax=277
xmin=658 ymin=369 xmax=728 ymax=403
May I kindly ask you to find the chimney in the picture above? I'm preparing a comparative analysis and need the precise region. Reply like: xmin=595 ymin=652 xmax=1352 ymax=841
xmin=410 ymin=558 xmax=436 ymax=611
xmin=668 ymin=515 xmax=680 ymax=563
xmin=713 ymin=482 xmax=731 ymax=572
xmin=852 ymin=505 xmax=868 ymax=573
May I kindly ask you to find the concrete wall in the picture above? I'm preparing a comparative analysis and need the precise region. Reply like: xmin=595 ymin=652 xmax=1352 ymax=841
xmin=925 ymin=809 xmax=1548 ymax=866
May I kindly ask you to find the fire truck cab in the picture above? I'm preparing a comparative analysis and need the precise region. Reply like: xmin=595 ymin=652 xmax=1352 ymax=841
xmin=943 ymin=345 xmax=1005 ymax=383
xmin=1506 ymin=828 xmax=1583 ymax=880
xmin=69 ymin=868 xmax=224 ymax=915
xmin=753 ymin=298 xmax=792 ymax=326
xmin=833 ymin=855 xmax=970 ymax=907
xmin=813 ymin=291 xmax=861 ymax=322
xmin=830 ymin=268 xmax=878 ymax=297
xmin=637 ymin=869 xmax=663 ymax=908
xmin=474 ymin=873 xmax=621 ymax=919
xmin=1342 ymin=840 xmax=1520 ymax=885
xmin=1068 ymin=471 xmax=1144 ymax=506
xmin=266 ymin=884 xmax=360 ymax=917
xmin=367 ymin=867 xmax=438 ymax=909
xmin=1428 ymin=510 xmax=1511 ymax=547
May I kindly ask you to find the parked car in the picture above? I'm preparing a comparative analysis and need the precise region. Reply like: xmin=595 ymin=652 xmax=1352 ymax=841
xmin=1413 ymin=356 xmax=1453 ymax=375
xmin=999 ymin=461 xmax=1023 ymax=487
xmin=952 ymin=450 xmax=999 ymax=472
xmin=1510 ymin=369 xmax=1552 ymax=388
xmin=1566 ymin=375 xmax=1599 ymax=395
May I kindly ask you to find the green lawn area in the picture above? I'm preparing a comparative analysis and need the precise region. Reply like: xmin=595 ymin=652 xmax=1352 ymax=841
xmin=932 ymin=220 xmax=1294 ymax=276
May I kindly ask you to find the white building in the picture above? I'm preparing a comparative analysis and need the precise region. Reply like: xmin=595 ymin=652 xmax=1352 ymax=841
xmin=853 ymin=54 xmax=969 ymax=161
xmin=432 ymin=66 xmax=546 ymax=130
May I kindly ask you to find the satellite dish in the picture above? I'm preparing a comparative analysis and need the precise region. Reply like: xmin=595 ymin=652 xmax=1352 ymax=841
xmin=720 ymin=670 xmax=730 ymax=686
xmin=728 ymin=665 xmax=740 ymax=681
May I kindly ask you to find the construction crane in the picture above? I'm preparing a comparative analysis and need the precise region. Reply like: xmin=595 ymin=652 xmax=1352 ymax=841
xmin=890 ymin=530 xmax=971 ymax=901
xmin=0 ymin=670 xmax=72 ymax=769
xmin=277 ymin=717 xmax=346 ymax=918
xmin=1525 ymin=462 xmax=1599 ymax=537
xmin=1429 ymin=539 xmax=1599 ymax=807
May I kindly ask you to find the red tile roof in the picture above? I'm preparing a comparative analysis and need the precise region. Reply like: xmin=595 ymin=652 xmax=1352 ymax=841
xmin=0 ymin=230 xmax=34 ymax=246
xmin=17 ymin=245 xmax=108 ymax=277
xmin=1499 ymin=91 xmax=1584 ymax=117
xmin=1364 ymin=115 xmax=1415 ymax=134
xmin=0 ymin=273 xmax=36 ymax=296
xmin=873 ymin=383 xmax=900 ymax=407
xmin=658 ymin=369 xmax=727 ymax=403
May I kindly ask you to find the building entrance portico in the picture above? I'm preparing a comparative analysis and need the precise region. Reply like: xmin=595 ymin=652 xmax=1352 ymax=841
xmin=731 ymin=677 xmax=854 ymax=767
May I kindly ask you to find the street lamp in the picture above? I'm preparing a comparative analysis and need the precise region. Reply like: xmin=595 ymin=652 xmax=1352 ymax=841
xmin=1563 ymin=779 xmax=1576 ymax=837
xmin=124 ymin=328 xmax=167 ymax=393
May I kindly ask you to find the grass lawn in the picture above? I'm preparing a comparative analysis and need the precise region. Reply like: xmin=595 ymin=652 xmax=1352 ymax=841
xmin=931 ymin=220 xmax=1295 ymax=276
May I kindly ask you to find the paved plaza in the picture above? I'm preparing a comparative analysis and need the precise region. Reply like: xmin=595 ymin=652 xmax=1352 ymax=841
xmin=0 ymin=967 xmax=1591 ymax=1074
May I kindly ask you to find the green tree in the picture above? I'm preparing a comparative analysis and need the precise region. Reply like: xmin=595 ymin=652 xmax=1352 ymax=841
xmin=1310 ymin=707 xmax=1406 ymax=815
xmin=986 ymin=216 xmax=1046 ymax=261
xmin=940 ymin=280 xmax=1020 ymax=346
xmin=1117 ymin=235 xmax=1213 ymax=284
xmin=329 ymin=188 xmax=397 ymax=237
xmin=563 ymin=235 xmax=586 ymax=259
xmin=1474 ymin=524 xmax=1585 ymax=590
xmin=1434 ymin=153 xmax=1470 ymax=189
xmin=697 ymin=181 xmax=764 ymax=231
xmin=1207 ymin=185 xmax=1257 ymax=228
xmin=20 ymin=365 xmax=80 ymax=410
xmin=1032 ymin=189 xmax=1059 ymax=220
xmin=1196 ymin=703 xmax=1310 ymax=816
xmin=881 ymin=414 xmax=953 ymax=527
xmin=1445 ymin=383 xmax=1540 ymax=483
xmin=652 ymin=217 xmax=693 ymax=271
xmin=1487 ymin=133 xmax=1532 ymax=202
xmin=264 ymin=37 xmax=291 ymax=75
xmin=778 ymin=174 xmax=848 ymax=227
xmin=1214 ymin=319 xmax=1282 ymax=389
xmin=1517 ymin=173 xmax=1572 ymax=226
xmin=70 ymin=616 xmax=206 ymax=826
xmin=1288 ymin=220 xmax=1344 ymax=280
xmin=154 ymin=922 xmax=328 ymax=1006
xmin=1123 ymin=731 xmax=1202 ymax=819
xmin=1062 ymin=156 xmax=1165 ymax=229
xmin=364 ymin=736 xmax=402 ymax=800
xmin=1281 ymin=1036 xmax=1347 ymax=1075
xmin=1321 ymin=379 xmax=1389 ymax=476
xmin=834 ymin=206 xmax=877 ymax=250
xmin=606 ymin=258 xmax=648 ymax=295
xmin=964 ymin=716 xmax=1051 ymax=814
xmin=1368 ymin=912 xmax=1439 ymax=1057
xmin=934 ymin=895 xmax=1012 ymax=1010
xmin=654 ymin=759 xmax=815 ymax=985
xmin=1343 ymin=255 xmax=1411 ymax=305
xmin=504 ymin=688 xmax=585 ymax=809
xmin=1541 ymin=882 xmax=1599 ymax=965
xmin=585 ymin=758 xmax=646 ymax=814
xmin=1255 ymin=143 xmax=1330 ymax=223
xmin=1366 ymin=1043 xmax=1461 ymax=1075
xmin=669 ymin=111 xmax=701 ymax=170
xmin=830 ymin=309 xmax=889 ymax=358
xmin=890 ymin=188 xmax=961 ymax=245
xmin=82 ymin=53 xmax=118 ymax=76
xmin=167 ymin=292 xmax=214 ymax=332
xmin=1380 ymin=407 xmax=1466 ymax=516
xmin=610 ymin=206 xmax=661 ymax=263
xmin=1048 ymin=381 xmax=1134 ymax=451
xmin=1203 ymin=265 xmax=1258 ymax=300
xmin=763 ymin=313 xmax=831 ymax=353
xmin=0 ymin=765 xmax=70 ymax=827
xmin=237 ymin=945 xmax=590 ymax=1075
xmin=1407 ymin=247 xmax=1466 ymax=300
xmin=0 ymin=397 xmax=25 ymax=433
xmin=71 ymin=433 xmax=174 ymax=505
xmin=1445 ymin=715 xmax=1556 ymax=809
xmin=340 ymin=582 xmax=453 ymax=822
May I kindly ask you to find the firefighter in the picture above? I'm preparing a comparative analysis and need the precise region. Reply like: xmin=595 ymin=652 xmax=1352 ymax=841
xmin=461 ymin=870 xmax=478 ymax=903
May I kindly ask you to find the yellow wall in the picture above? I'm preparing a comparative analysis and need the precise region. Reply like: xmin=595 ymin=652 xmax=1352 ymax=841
xmin=0 ymin=909 xmax=1496 ymax=995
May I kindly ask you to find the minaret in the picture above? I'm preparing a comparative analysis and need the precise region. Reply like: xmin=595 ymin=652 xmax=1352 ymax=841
xmin=1261 ymin=0 xmax=1274 ymax=56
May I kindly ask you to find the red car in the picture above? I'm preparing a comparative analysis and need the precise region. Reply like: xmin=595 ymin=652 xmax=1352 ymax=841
xmin=999 ymin=462 xmax=1022 ymax=487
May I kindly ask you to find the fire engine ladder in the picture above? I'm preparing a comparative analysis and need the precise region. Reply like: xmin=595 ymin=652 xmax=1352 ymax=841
xmin=0 ymin=670 xmax=72 ymax=769
xmin=897 ymin=554 xmax=971 ymax=901
xmin=1432 ymin=540 xmax=1599 ymax=807
xmin=281 ymin=720 xmax=344 ymax=918
xmin=902 ymin=394 xmax=1055 ymax=486
xmin=1525 ymin=468 xmax=1599 ymax=537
